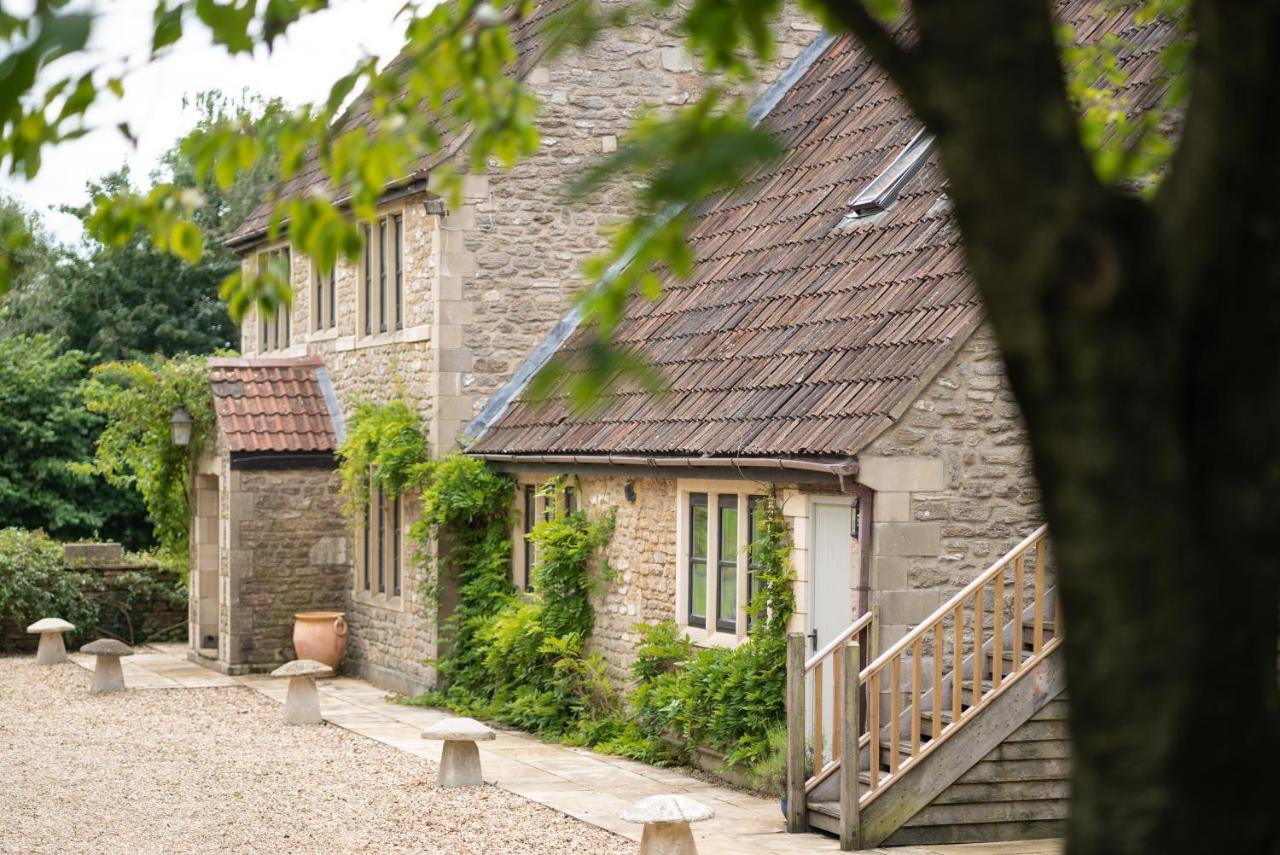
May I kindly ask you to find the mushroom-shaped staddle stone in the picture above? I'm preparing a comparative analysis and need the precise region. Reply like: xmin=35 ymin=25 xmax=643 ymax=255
xmin=622 ymin=794 xmax=715 ymax=855
xmin=271 ymin=659 xmax=333 ymax=725
xmin=420 ymin=717 xmax=495 ymax=788
xmin=80 ymin=638 xmax=134 ymax=694
xmin=27 ymin=618 xmax=75 ymax=665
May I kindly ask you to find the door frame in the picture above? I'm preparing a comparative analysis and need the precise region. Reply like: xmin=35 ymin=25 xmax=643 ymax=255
xmin=808 ymin=494 xmax=859 ymax=651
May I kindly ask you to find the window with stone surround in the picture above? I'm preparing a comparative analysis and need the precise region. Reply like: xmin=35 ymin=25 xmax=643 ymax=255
xmin=512 ymin=479 xmax=578 ymax=592
xmin=312 ymin=259 xmax=336 ymax=332
xmin=359 ymin=211 xmax=405 ymax=338
xmin=256 ymin=246 xmax=291 ymax=351
xmin=678 ymin=486 xmax=766 ymax=642
xmin=358 ymin=483 xmax=402 ymax=599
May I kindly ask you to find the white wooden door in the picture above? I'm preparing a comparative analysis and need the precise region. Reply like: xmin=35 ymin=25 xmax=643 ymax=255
xmin=809 ymin=498 xmax=856 ymax=757
xmin=811 ymin=499 xmax=855 ymax=649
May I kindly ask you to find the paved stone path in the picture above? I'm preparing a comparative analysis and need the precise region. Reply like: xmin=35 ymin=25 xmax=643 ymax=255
xmin=69 ymin=645 xmax=1062 ymax=855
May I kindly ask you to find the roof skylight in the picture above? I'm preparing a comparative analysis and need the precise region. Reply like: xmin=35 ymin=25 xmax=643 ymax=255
xmin=846 ymin=129 xmax=937 ymax=220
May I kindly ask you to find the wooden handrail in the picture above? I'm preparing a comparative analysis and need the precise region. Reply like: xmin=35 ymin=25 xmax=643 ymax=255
xmin=853 ymin=524 xmax=1058 ymax=812
xmin=788 ymin=523 xmax=1061 ymax=845
xmin=806 ymin=610 xmax=874 ymax=671
xmin=861 ymin=524 xmax=1049 ymax=677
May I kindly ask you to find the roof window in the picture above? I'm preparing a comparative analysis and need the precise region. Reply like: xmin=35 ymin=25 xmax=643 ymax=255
xmin=845 ymin=129 xmax=937 ymax=220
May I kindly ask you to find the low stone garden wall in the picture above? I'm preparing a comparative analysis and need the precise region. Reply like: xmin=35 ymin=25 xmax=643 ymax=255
xmin=0 ymin=543 xmax=187 ymax=651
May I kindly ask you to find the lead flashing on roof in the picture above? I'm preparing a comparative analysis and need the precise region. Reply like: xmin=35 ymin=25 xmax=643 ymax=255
xmin=838 ymin=128 xmax=937 ymax=228
xmin=313 ymin=365 xmax=346 ymax=444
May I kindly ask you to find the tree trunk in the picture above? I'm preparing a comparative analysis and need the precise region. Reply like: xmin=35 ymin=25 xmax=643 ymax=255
xmin=815 ymin=1 xmax=1280 ymax=851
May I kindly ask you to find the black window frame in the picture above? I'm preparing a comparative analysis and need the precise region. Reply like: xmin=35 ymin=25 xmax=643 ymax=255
xmin=362 ymin=497 xmax=372 ymax=591
xmin=258 ymin=252 xmax=269 ymax=352
xmin=280 ymin=248 xmax=291 ymax=347
xmin=715 ymin=494 xmax=739 ymax=632
xmin=687 ymin=493 xmax=708 ymax=628
xmin=313 ymin=262 xmax=324 ymax=330
xmin=362 ymin=224 xmax=373 ymax=336
xmin=392 ymin=494 xmax=402 ymax=596
xmin=376 ymin=485 xmax=386 ymax=594
xmin=327 ymin=264 xmax=336 ymax=328
xmin=522 ymin=485 xmax=536 ymax=592
xmin=746 ymin=495 xmax=766 ymax=626
xmin=377 ymin=217 xmax=388 ymax=333
xmin=393 ymin=213 xmax=404 ymax=331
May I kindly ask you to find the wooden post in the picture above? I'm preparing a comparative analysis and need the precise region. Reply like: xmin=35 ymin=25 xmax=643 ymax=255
xmin=839 ymin=641 xmax=861 ymax=851
xmin=786 ymin=632 xmax=808 ymax=833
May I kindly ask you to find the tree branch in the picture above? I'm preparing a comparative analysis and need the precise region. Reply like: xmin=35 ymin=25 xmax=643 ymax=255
xmin=809 ymin=0 xmax=925 ymax=108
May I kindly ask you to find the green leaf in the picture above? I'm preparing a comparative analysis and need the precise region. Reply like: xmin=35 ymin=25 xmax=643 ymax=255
xmin=169 ymin=220 xmax=203 ymax=263
xmin=152 ymin=2 xmax=184 ymax=54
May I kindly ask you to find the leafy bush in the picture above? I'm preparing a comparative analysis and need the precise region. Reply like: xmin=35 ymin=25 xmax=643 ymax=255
xmin=407 ymin=475 xmax=622 ymax=743
xmin=335 ymin=399 xmax=429 ymax=517
xmin=597 ymin=492 xmax=797 ymax=789
xmin=0 ymin=334 xmax=150 ymax=546
xmin=81 ymin=355 xmax=215 ymax=574
xmin=0 ymin=528 xmax=188 ymax=650
xmin=91 ymin=568 xmax=189 ymax=645
xmin=414 ymin=454 xmax=518 ymax=695
xmin=0 ymin=528 xmax=99 ymax=647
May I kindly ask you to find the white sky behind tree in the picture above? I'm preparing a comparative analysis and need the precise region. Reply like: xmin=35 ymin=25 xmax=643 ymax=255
xmin=1 ymin=0 xmax=409 ymax=246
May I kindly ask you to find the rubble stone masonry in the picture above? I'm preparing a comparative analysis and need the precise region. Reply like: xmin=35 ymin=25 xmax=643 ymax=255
xmin=229 ymin=7 xmax=820 ymax=692
xmin=859 ymin=325 xmax=1043 ymax=650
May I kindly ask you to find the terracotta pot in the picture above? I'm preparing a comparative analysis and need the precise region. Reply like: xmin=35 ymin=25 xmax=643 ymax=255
xmin=292 ymin=611 xmax=348 ymax=669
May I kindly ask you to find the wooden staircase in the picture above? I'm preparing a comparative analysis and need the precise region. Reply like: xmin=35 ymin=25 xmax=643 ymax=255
xmin=786 ymin=525 xmax=1068 ymax=849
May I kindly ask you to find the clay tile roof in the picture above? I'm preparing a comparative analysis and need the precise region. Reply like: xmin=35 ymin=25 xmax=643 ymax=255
xmin=226 ymin=0 xmax=571 ymax=248
xmin=471 ymin=3 xmax=1175 ymax=460
xmin=208 ymin=357 xmax=339 ymax=454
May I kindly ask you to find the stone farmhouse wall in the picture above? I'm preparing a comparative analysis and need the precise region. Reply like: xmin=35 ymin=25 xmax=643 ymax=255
xmin=858 ymin=325 xmax=1043 ymax=652
xmin=227 ymin=8 xmax=821 ymax=693
xmin=575 ymin=475 xmax=680 ymax=682
xmin=543 ymin=473 xmax=837 ymax=685
xmin=456 ymin=9 xmax=822 ymax=420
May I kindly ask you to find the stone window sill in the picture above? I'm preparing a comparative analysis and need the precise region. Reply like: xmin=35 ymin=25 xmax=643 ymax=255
xmin=678 ymin=623 xmax=747 ymax=650
xmin=334 ymin=324 xmax=430 ymax=352
xmin=353 ymin=590 xmax=406 ymax=611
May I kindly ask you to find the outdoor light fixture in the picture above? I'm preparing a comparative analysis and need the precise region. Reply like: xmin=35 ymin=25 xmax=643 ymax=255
xmin=623 ymin=481 xmax=636 ymax=503
xmin=170 ymin=407 xmax=193 ymax=447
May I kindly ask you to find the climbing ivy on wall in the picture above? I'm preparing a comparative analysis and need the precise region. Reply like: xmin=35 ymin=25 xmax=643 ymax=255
xmin=342 ymin=401 xmax=797 ymax=785
xmin=335 ymin=399 xmax=430 ymax=517
xmin=412 ymin=453 xmax=517 ymax=695
xmin=80 ymin=356 xmax=215 ymax=574
xmin=597 ymin=490 xmax=797 ymax=785
xmin=414 ymin=478 xmax=622 ymax=742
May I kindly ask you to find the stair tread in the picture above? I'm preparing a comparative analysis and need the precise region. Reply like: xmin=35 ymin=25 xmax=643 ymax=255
xmin=808 ymin=800 xmax=840 ymax=818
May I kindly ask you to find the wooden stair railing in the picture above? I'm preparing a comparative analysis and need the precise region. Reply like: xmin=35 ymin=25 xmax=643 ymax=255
xmin=786 ymin=524 xmax=1060 ymax=849
xmin=786 ymin=609 xmax=874 ymax=839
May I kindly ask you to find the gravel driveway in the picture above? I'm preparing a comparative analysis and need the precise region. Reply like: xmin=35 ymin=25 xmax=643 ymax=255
xmin=0 ymin=656 xmax=630 ymax=854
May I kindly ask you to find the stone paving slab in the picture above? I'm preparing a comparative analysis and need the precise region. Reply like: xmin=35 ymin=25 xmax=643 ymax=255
xmin=71 ymin=646 xmax=1062 ymax=855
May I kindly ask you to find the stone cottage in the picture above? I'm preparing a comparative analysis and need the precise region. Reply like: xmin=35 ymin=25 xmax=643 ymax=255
xmin=466 ymin=27 xmax=1043 ymax=680
xmin=466 ymin=4 xmax=1172 ymax=845
xmin=190 ymin=1 xmax=817 ymax=693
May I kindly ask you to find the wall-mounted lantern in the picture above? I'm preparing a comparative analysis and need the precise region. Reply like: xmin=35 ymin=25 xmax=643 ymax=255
xmin=623 ymin=481 xmax=636 ymax=504
xmin=170 ymin=407 xmax=193 ymax=447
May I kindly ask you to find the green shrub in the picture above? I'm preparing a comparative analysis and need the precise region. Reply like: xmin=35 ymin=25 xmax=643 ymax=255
xmin=597 ymin=492 xmax=797 ymax=790
xmin=91 ymin=568 xmax=188 ymax=645
xmin=81 ymin=356 xmax=215 ymax=575
xmin=407 ymin=476 xmax=622 ymax=744
xmin=0 ymin=528 xmax=99 ymax=647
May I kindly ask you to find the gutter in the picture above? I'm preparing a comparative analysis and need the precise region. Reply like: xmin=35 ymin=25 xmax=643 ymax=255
xmin=473 ymin=452 xmax=858 ymax=483
xmin=224 ymin=177 xmax=432 ymax=252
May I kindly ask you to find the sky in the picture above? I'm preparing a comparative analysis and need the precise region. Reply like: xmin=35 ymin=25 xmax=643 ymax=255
xmin=1 ymin=0 xmax=410 ymax=246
